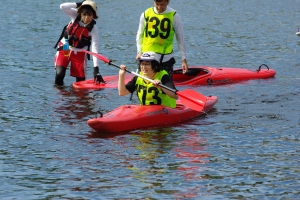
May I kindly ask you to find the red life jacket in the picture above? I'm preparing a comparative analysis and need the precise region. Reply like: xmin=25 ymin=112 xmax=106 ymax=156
xmin=54 ymin=17 xmax=96 ymax=49
xmin=66 ymin=19 xmax=96 ymax=48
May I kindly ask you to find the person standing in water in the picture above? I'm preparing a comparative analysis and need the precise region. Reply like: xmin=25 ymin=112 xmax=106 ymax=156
xmin=136 ymin=0 xmax=188 ymax=78
xmin=54 ymin=0 xmax=105 ymax=86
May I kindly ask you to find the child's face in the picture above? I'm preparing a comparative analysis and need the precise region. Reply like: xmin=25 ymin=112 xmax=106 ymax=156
xmin=81 ymin=12 xmax=94 ymax=25
xmin=140 ymin=61 xmax=155 ymax=76
xmin=154 ymin=0 xmax=169 ymax=13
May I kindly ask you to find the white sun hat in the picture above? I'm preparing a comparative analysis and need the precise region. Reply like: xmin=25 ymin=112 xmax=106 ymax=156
xmin=78 ymin=0 xmax=98 ymax=19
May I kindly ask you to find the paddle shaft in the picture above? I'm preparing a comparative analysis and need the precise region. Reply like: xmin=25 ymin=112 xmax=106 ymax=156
xmin=80 ymin=49 xmax=177 ymax=94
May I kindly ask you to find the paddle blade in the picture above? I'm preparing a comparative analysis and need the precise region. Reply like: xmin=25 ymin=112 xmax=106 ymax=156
xmin=95 ymin=53 xmax=110 ymax=64
xmin=176 ymin=89 xmax=207 ymax=112
xmin=82 ymin=50 xmax=110 ymax=64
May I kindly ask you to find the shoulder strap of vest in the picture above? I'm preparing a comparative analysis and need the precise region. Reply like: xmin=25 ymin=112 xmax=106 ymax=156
xmin=144 ymin=7 xmax=152 ymax=21
xmin=54 ymin=24 xmax=68 ymax=49
xmin=86 ymin=19 xmax=96 ymax=31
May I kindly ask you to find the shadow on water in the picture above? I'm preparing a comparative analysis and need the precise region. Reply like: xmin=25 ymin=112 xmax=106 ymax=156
xmin=53 ymin=85 xmax=99 ymax=125
xmin=86 ymin=126 xmax=175 ymax=139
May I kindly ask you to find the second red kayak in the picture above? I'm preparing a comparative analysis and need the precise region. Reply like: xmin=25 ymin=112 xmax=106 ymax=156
xmin=73 ymin=64 xmax=276 ymax=90
xmin=173 ymin=64 xmax=276 ymax=86
xmin=87 ymin=95 xmax=218 ymax=133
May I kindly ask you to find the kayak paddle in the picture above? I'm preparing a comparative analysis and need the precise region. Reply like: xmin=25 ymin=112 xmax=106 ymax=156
xmin=82 ymin=50 xmax=207 ymax=112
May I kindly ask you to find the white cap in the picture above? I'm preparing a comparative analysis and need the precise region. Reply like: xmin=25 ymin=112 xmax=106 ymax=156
xmin=139 ymin=51 xmax=159 ymax=62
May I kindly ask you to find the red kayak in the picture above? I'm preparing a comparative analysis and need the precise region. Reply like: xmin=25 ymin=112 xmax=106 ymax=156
xmin=87 ymin=95 xmax=218 ymax=133
xmin=173 ymin=64 xmax=276 ymax=86
xmin=73 ymin=64 xmax=275 ymax=89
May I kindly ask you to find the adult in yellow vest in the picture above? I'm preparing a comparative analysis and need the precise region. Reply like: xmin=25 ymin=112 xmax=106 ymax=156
xmin=119 ymin=52 xmax=178 ymax=108
xmin=136 ymin=0 xmax=188 ymax=78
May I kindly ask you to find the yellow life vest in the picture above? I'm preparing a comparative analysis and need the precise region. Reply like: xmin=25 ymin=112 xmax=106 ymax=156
xmin=142 ymin=8 xmax=176 ymax=55
xmin=135 ymin=70 xmax=176 ymax=108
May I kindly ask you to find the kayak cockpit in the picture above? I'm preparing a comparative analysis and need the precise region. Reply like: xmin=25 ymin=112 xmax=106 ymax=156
xmin=172 ymin=67 xmax=210 ymax=82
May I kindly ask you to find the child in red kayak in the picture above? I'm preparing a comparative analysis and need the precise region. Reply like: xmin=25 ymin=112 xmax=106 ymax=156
xmin=54 ymin=0 xmax=105 ymax=86
xmin=118 ymin=52 xmax=178 ymax=108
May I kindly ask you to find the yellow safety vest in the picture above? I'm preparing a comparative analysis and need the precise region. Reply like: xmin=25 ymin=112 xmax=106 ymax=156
xmin=142 ymin=8 xmax=176 ymax=55
xmin=135 ymin=70 xmax=176 ymax=108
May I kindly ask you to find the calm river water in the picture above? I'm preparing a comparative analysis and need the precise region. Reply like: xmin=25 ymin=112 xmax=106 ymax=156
xmin=0 ymin=0 xmax=299 ymax=199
